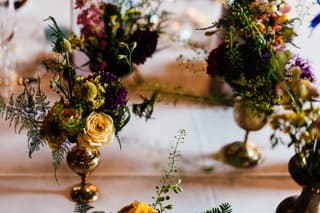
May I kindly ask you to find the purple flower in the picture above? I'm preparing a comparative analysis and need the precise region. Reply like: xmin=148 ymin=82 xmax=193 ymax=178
xmin=288 ymin=55 xmax=315 ymax=82
xmin=262 ymin=51 xmax=271 ymax=62
xmin=92 ymin=72 xmax=128 ymax=109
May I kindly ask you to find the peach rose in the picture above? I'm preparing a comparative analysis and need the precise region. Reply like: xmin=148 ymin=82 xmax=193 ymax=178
xmin=77 ymin=112 xmax=115 ymax=149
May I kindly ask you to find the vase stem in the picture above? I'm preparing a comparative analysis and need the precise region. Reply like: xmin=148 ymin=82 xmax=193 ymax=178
xmin=243 ymin=130 xmax=250 ymax=146
xmin=81 ymin=173 xmax=88 ymax=186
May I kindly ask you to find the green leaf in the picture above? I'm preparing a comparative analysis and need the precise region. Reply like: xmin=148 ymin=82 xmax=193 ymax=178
xmin=201 ymin=202 xmax=232 ymax=213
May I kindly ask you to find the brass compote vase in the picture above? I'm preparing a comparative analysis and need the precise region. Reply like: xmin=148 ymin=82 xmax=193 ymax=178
xmin=67 ymin=145 xmax=101 ymax=203
xmin=66 ymin=111 xmax=115 ymax=203
xmin=221 ymin=99 xmax=267 ymax=168
xmin=276 ymin=156 xmax=320 ymax=213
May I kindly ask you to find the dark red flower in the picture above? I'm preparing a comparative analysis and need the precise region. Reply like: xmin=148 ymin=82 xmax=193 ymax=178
xmin=206 ymin=43 xmax=231 ymax=78
xmin=128 ymin=28 xmax=159 ymax=65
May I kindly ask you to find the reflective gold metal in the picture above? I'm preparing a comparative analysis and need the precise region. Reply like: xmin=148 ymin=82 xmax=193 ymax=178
xmin=276 ymin=156 xmax=320 ymax=213
xmin=233 ymin=100 xmax=268 ymax=131
xmin=221 ymin=99 xmax=267 ymax=168
xmin=67 ymin=145 xmax=101 ymax=203
xmin=221 ymin=141 xmax=262 ymax=168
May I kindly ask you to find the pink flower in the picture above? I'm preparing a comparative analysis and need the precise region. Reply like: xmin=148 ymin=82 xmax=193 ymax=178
xmin=77 ymin=2 xmax=105 ymax=39
xmin=279 ymin=3 xmax=291 ymax=14
xmin=273 ymin=24 xmax=282 ymax=32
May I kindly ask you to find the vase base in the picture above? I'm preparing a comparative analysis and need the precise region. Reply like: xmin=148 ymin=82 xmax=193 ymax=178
xmin=276 ymin=195 xmax=298 ymax=213
xmin=221 ymin=141 xmax=261 ymax=168
xmin=70 ymin=183 xmax=98 ymax=203
xmin=276 ymin=187 xmax=320 ymax=213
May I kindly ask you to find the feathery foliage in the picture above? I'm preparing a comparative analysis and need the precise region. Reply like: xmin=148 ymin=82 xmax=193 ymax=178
xmin=4 ymin=81 xmax=50 ymax=158
xmin=201 ymin=203 xmax=232 ymax=213
xmin=73 ymin=201 xmax=105 ymax=213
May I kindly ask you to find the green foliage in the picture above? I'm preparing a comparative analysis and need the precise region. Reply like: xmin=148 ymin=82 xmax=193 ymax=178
xmin=132 ymin=87 xmax=159 ymax=120
xmin=73 ymin=202 xmax=94 ymax=213
xmin=73 ymin=201 xmax=105 ymax=213
xmin=232 ymin=74 xmax=277 ymax=114
xmin=45 ymin=16 xmax=69 ymax=53
xmin=52 ymin=140 xmax=71 ymax=181
xmin=201 ymin=203 xmax=232 ymax=213
xmin=4 ymin=81 xmax=50 ymax=158
xmin=151 ymin=129 xmax=186 ymax=212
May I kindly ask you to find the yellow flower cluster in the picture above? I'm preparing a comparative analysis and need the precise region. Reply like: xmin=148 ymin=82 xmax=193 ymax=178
xmin=73 ymin=75 xmax=107 ymax=111
xmin=270 ymin=63 xmax=320 ymax=154
xmin=118 ymin=201 xmax=155 ymax=213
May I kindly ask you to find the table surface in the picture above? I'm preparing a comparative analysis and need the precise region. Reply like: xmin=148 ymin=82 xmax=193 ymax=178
xmin=2 ymin=0 xmax=320 ymax=212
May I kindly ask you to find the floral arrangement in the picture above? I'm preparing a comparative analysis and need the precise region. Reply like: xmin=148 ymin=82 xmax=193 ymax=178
xmin=74 ymin=129 xmax=186 ymax=213
xmin=0 ymin=0 xmax=169 ymax=177
xmin=3 ymin=17 xmax=131 ymax=177
xmin=73 ymin=129 xmax=233 ymax=213
xmin=270 ymin=55 xmax=320 ymax=179
xmin=72 ymin=0 xmax=168 ymax=77
xmin=205 ymin=0 xmax=297 ymax=113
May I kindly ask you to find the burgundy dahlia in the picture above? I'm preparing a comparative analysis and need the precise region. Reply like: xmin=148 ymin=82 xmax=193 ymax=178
xmin=206 ymin=43 xmax=231 ymax=78
xmin=128 ymin=28 xmax=159 ymax=65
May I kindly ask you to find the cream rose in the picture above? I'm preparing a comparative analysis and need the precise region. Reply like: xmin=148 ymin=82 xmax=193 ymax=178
xmin=77 ymin=112 xmax=115 ymax=149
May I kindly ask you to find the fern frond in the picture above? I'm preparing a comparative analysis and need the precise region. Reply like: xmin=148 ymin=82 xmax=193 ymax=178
xmin=27 ymin=128 xmax=46 ymax=158
xmin=73 ymin=202 xmax=94 ymax=213
xmin=52 ymin=140 xmax=71 ymax=181
xmin=202 ymin=202 xmax=232 ymax=213
xmin=3 ymin=81 xmax=50 ymax=158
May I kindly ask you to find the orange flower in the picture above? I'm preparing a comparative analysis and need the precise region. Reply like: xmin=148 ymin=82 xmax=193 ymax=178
xmin=118 ymin=201 xmax=155 ymax=213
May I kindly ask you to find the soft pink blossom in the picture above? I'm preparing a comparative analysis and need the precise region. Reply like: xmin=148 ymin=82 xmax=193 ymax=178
xmin=279 ymin=3 xmax=291 ymax=14
xmin=273 ymin=24 xmax=282 ymax=32
xmin=77 ymin=2 xmax=106 ymax=40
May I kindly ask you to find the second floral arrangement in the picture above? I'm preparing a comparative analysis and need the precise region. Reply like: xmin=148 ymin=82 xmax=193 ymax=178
xmin=1 ymin=0 xmax=168 ymax=179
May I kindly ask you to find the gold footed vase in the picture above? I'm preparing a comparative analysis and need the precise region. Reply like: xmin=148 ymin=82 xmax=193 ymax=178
xmin=276 ymin=156 xmax=320 ymax=213
xmin=67 ymin=145 xmax=101 ymax=203
xmin=221 ymin=100 xmax=267 ymax=168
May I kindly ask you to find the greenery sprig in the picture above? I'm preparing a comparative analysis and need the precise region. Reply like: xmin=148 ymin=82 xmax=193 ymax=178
xmin=3 ymin=80 xmax=50 ymax=158
xmin=200 ymin=203 xmax=233 ymax=213
xmin=151 ymin=129 xmax=185 ymax=212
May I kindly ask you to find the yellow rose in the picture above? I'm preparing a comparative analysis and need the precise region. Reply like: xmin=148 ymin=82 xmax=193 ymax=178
xmin=77 ymin=112 xmax=115 ymax=149
xmin=118 ymin=201 xmax=155 ymax=213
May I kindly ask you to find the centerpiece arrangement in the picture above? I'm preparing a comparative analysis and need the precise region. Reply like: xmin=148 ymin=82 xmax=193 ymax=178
xmin=205 ymin=0 xmax=296 ymax=167
xmin=1 ymin=0 xmax=167 ymax=203
xmin=270 ymin=56 xmax=320 ymax=212
xmin=72 ymin=0 xmax=166 ymax=77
